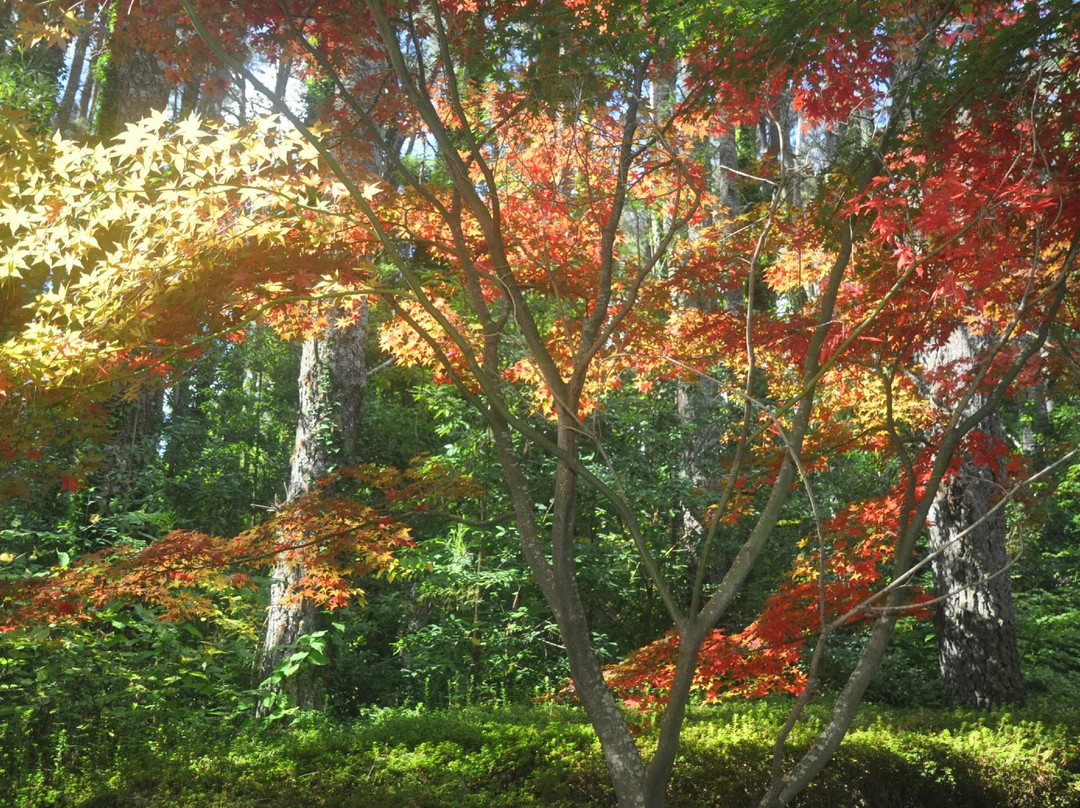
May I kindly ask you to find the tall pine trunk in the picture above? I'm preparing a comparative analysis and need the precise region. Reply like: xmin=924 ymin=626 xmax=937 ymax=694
xmin=96 ymin=43 xmax=170 ymax=140
xmin=257 ymin=306 xmax=368 ymax=713
xmin=927 ymin=328 xmax=1025 ymax=707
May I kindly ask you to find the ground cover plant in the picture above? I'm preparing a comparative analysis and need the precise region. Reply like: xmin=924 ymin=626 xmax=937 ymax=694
xmin=3 ymin=702 xmax=1078 ymax=808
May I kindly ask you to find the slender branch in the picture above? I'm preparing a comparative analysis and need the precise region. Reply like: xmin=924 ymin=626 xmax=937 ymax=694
xmin=411 ymin=510 xmax=517 ymax=528
xmin=691 ymin=176 xmax=785 ymax=617
xmin=270 ymin=0 xmax=454 ymax=221
xmin=838 ymin=447 xmax=1077 ymax=627
xmin=767 ymin=225 xmax=1077 ymax=808
xmin=365 ymin=0 xmax=572 ymax=411
xmin=574 ymin=56 xmax=648 ymax=372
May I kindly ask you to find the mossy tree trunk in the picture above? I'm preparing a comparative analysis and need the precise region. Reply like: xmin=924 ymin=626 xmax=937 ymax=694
xmin=257 ymin=306 xmax=368 ymax=713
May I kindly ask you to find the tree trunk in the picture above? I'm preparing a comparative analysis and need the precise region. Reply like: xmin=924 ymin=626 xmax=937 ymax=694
xmin=927 ymin=328 xmax=1025 ymax=707
xmin=1019 ymin=378 xmax=1050 ymax=466
xmin=78 ymin=65 xmax=97 ymax=123
xmin=96 ymin=44 xmax=171 ymax=139
xmin=57 ymin=19 xmax=92 ymax=134
xmin=88 ymin=30 xmax=171 ymax=516
xmin=254 ymin=44 xmax=393 ymax=711
xmin=257 ymin=306 xmax=369 ymax=713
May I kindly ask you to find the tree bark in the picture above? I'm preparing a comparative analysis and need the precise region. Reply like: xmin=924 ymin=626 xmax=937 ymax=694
xmin=96 ymin=44 xmax=171 ymax=140
xmin=257 ymin=306 xmax=369 ymax=713
xmin=926 ymin=328 xmax=1025 ymax=707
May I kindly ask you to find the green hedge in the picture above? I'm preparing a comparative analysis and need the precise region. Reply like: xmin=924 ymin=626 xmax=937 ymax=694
xmin=4 ymin=702 xmax=1078 ymax=808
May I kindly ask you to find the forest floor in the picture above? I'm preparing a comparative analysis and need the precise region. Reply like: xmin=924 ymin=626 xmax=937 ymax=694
xmin=4 ymin=699 xmax=1079 ymax=808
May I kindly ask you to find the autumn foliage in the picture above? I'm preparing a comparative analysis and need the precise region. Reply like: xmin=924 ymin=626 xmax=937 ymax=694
xmin=605 ymin=489 xmax=941 ymax=707
xmin=0 ymin=469 xmax=415 ymax=631
xmin=3 ymin=0 xmax=1080 ymax=805
xmin=0 ymin=109 xmax=380 ymax=495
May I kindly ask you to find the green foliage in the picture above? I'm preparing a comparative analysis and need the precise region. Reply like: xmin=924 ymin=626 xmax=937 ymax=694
xmin=0 ymin=34 xmax=63 ymax=132
xmin=390 ymin=528 xmax=572 ymax=706
xmin=357 ymin=365 xmax=443 ymax=467
xmin=70 ymin=510 xmax=176 ymax=552
xmin=816 ymin=616 xmax=945 ymax=709
xmin=1007 ymin=398 xmax=1080 ymax=703
xmin=0 ymin=564 xmax=261 ymax=789
xmin=1016 ymin=583 xmax=1080 ymax=703
xmin=2 ymin=702 xmax=1076 ymax=808
xmin=329 ymin=378 xmax=710 ymax=710
xmin=323 ymin=519 xmax=575 ymax=709
xmin=252 ymin=629 xmax=334 ymax=723
xmin=159 ymin=329 xmax=300 ymax=536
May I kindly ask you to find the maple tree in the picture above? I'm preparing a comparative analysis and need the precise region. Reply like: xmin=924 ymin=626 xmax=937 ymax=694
xmin=0 ymin=99 xmax=407 ymax=713
xmin=3 ymin=0 xmax=1080 ymax=807
xmin=174 ymin=2 xmax=1078 ymax=807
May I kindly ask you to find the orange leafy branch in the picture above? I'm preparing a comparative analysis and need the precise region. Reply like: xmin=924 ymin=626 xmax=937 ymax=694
xmin=603 ymin=488 xmax=936 ymax=710
xmin=0 ymin=454 xmax=495 ymax=631
xmin=0 ymin=483 xmax=410 ymax=631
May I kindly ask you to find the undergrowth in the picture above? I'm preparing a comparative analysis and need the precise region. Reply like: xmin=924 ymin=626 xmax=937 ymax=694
xmin=3 ymin=700 xmax=1078 ymax=808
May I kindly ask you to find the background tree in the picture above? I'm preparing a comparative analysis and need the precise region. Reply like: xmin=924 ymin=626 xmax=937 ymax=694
xmin=924 ymin=329 xmax=1025 ymax=707
xmin=258 ymin=307 xmax=370 ymax=713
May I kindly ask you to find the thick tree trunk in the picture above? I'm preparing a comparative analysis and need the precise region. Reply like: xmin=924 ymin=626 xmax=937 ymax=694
xmin=257 ymin=306 xmax=368 ymax=713
xmin=254 ymin=42 xmax=387 ymax=711
xmin=544 ymin=434 xmax=652 ymax=808
xmin=96 ymin=45 xmax=171 ymax=139
xmin=928 ymin=412 xmax=1025 ymax=707
xmin=927 ymin=328 xmax=1025 ymax=707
